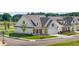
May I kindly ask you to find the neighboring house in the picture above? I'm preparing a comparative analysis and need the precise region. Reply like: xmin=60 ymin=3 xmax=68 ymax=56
xmin=73 ymin=17 xmax=79 ymax=31
xmin=14 ymin=15 xmax=79 ymax=35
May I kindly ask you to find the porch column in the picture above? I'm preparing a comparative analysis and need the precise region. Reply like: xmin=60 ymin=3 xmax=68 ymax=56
xmin=44 ymin=28 xmax=48 ymax=35
xmin=33 ymin=28 xmax=36 ymax=34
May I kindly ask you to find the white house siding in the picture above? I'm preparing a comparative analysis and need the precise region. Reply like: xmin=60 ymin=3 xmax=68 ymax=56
xmin=15 ymin=15 xmax=26 ymax=26
xmin=74 ymin=25 xmax=79 ymax=31
xmin=25 ymin=28 xmax=33 ymax=34
xmin=15 ymin=15 xmax=34 ymax=34
xmin=15 ymin=15 xmax=34 ymax=27
xmin=54 ymin=21 xmax=63 ymax=32
xmin=47 ymin=21 xmax=58 ymax=35
xmin=14 ymin=27 xmax=23 ymax=33
xmin=14 ymin=27 xmax=33 ymax=34
xmin=48 ymin=27 xmax=58 ymax=35
xmin=46 ymin=19 xmax=63 ymax=33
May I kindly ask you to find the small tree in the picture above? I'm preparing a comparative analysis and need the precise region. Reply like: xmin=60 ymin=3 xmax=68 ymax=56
xmin=4 ymin=21 xmax=7 ymax=30
xmin=7 ymin=23 xmax=10 ymax=29
xmin=2 ymin=13 xmax=12 ymax=30
xmin=22 ymin=21 xmax=26 ymax=32
xmin=2 ymin=13 xmax=12 ymax=21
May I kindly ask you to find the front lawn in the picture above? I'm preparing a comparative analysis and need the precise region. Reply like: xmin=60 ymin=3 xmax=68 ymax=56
xmin=49 ymin=40 xmax=79 ymax=46
xmin=62 ymin=32 xmax=78 ymax=36
xmin=8 ymin=33 xmax=57 ymax=40
xmin=0 ymin=21 xmax=16 ymax=31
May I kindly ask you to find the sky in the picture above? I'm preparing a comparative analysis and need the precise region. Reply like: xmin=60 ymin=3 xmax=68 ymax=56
xmin=0 ymin=0 xmax=79 ymax=15
xmin=0 ymin=12 xmax=70 ymax=16
xmin=0 ymin=12 xmax=68 ymax=15
xmin=0 ymin=12 xmax=27 ymax=16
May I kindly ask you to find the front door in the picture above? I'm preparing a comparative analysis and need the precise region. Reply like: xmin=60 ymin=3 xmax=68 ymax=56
xmin=33 ymin=29 xmax=42 ymax=35
xmin=39 ymin=29 xmax=42 ymax=34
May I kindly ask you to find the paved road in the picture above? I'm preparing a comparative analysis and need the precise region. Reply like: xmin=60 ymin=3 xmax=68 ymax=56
xmin=0 ymin=35 xmax=79 ymax=46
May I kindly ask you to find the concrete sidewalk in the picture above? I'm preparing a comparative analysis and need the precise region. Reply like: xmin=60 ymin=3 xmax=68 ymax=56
xmin=0 ymin=34 xmax=78 ymax=46
xmin=0 ymin=34 xmax=79 ymax=46
xmin=50 ymin=34 xmax=73 ymax=38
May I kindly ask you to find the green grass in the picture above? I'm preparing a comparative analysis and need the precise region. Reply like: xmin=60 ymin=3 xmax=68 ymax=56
xmin=0 ymin=24 xmax=15 ymax=36
xmin=49 ymin=40 xmax=79 ymax=46
xmin=8 ymin=33 xmax=57 ymax=40
xmin=0 ymin=21 xmax=16 ymax=31
xmin=3 ymin=27 xmax=57 ymax=40
xmin=0 ymin=21 xmax=16 ymax=24
xmin=0 ymin=27 xmax=4 ymax=31
xmin=62 ymin=32 xmax=78 ymax=36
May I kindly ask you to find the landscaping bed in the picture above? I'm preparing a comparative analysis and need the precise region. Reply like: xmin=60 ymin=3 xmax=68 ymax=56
xmin=7 ymin=33 xmax=57 ymax=40
xmin=0 ymin=25 xmax=57 ymax=40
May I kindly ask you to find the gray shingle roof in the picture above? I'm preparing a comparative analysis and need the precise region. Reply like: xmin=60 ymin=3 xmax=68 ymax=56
xmin=40 ymin=17 xmax=49 ymax=27
xmin=63 ymin=16 xmax=74 ymax=25
xmin=57 ymin=19 xmax=64 ymax=25
xmin=21 ymin=15 xmax=79 ymax=28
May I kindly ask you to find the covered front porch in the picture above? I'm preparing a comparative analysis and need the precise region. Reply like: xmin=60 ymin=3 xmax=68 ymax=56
xmin=62 ymin=26 xmax=74 ymax=32
xmin=33 ymin=28 xmax=48 ymax=35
